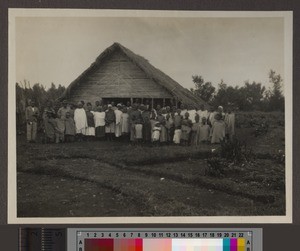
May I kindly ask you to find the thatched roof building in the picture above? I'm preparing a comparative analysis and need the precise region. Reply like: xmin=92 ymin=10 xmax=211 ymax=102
xmin=60 ymin=43 xmax=208 ymax=108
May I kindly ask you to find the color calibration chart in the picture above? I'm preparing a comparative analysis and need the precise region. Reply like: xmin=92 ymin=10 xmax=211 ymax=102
xmin=67 ymin=228 xmax=262 ymax=251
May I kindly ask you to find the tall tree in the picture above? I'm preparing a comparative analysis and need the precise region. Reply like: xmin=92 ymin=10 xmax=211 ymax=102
xmin=211 ymin=79 xmax=233 ymax=108
xmin=239 ymin=81 xmax=266 ymax=110
xmin=268 ymin=70 xmax=284 ymax=111
xmin=190 ymin=75 xmax=215 ymax=103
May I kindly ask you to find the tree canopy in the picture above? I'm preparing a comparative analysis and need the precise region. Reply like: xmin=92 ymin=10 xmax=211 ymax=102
xmin=191 ymin=70 xmax=284 ymax=111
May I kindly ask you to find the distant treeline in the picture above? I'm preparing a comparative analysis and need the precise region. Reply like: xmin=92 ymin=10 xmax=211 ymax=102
xmin=190 ymin=70 xmax=284 ymax=112
xmin=16 ymin=81 xmax=66 ymax=129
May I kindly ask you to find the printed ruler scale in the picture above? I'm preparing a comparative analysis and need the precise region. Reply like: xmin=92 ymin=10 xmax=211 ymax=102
xmin=68 ymin=228 xmax=262 ymax=251
xmin=19 ymin=228 xmax=262 ymax=250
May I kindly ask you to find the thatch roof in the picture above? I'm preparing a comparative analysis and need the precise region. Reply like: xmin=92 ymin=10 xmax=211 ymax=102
xmin=60 ymin=42 xmax=208 ymax=108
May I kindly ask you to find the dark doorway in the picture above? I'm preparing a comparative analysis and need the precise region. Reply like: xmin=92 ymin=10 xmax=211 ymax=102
xmin=102 ymin=98 xmax=130 ymax=106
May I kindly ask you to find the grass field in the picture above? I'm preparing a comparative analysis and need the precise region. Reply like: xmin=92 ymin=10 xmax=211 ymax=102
xmin=17 ymin=112 xmax=286 ymax=217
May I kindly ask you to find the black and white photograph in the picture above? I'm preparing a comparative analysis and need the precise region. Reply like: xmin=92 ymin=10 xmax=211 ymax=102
xmin=8 ymin=9 xmax=292 ymax=223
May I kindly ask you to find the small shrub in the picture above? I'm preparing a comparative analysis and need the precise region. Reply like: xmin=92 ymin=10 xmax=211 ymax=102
xmin=235 ymin=111 xmax=284 ymax=129
xmin=254 ymin=122 xmax=269 ymax=137
xmin=205 ymin=157 xmax=226 ymax=177
xmin=220 ymin=137 xmax=253 ymax=163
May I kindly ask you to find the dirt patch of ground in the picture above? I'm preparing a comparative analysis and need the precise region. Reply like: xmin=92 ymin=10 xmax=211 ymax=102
xmin=18 ymin=157 xmax=267 ymax=217
xmin=16 ymin=118 xmax=286 ymax=217
xmin=17 ymin=172 xmax=140 ymax=217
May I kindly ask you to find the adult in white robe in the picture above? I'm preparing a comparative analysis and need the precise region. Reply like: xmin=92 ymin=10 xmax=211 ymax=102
xmin=93 ymin=110 xmax=106 ymax=128
xmin=92 ymin=108 xmax=106 ymax=138
xmin=210 ymin=114 xmax=226 ymax=144
xmin=208 ymin=110 xmax=216 ymax=126
xmin=114 ymin=106 xmax=123 ymax=137
xmin=121 ymin=112 xmax=129 ymax=134
xmin=188 ymin=109 xmax=197 ymax=123
xmin=74 ymin=103 xmax=87 ymax=135
xmin=197 ymin=105 xmax=209 ymax=121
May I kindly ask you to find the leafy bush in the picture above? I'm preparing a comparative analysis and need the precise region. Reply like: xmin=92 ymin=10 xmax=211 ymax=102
xmin=235 ymin=111 xmax=284 ymax=129
xmin=220 ymin=137 xmax=253 ymax=163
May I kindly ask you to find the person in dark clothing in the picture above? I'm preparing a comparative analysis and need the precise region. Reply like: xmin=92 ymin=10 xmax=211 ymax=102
xmin=141 ymin=105 xmax=152 ymax=143
xmin=105 ymin=104 xmax=116 ymax=141
xmin=85 ymin=102 xmax=95 ymax=141
xmin=129 ymin=104 xmax=143 ymax=142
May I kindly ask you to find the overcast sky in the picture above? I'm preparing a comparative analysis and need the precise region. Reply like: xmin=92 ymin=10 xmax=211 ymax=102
xmin=15 ymin=16 xmax=284 ymax=90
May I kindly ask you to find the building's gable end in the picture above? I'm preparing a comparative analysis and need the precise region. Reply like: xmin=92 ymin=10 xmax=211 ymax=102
xmin=69 ymin=50 xmax=173 ymax=103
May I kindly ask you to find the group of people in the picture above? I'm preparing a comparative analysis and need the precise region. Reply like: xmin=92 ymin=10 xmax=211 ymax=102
xmin=25 ymin=99 xmax=235 ymax=146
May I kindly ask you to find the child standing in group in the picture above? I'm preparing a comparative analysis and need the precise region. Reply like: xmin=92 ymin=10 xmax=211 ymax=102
xmin=210 ymin=113 xmax=226 ymax=144
xmin=198 ymin=117 xmax=210 ymax=143
xmin=121 ymin=107 xmax=130 ymax=140
xmin=165 ymin=112 xmax=174 ymax=143
xmin=181 ymin=112 xmax=192 ymax=146
xmin=152 ymin=122 xmax=161 ymax=145
xmin=173 ymin=109 xmax=182 ymax=145
xmin=157 ymin=110 xmax=167 ymax=144
xmin=190 ymin=114 xmax=201 ymax=146
xmin=64 ymin=111 xmax=76 ymax=142
xmin=134 ymin=116 xmax=143 ymax=144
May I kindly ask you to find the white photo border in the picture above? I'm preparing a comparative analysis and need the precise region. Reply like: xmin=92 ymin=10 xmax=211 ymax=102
xmin=8 ymin=9 xmax=293 ymax=224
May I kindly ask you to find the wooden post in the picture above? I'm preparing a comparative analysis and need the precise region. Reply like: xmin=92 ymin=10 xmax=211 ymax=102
xmin=175 ymin=98 xmax=178 ymax=109
xmin=151 ymin=98 xmax=154 ymax=109
xmin=163 ymin=98 xmax=166 ymax=107
xmin=130 ymin=97 xmax=133 ymax=105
